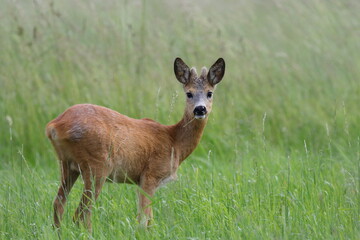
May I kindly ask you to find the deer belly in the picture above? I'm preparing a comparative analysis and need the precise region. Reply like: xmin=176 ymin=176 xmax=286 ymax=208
xmin=107 ymin=168 xmax=140 ymax=184
xmin=107 ymin=156 xmax=143 ymax=184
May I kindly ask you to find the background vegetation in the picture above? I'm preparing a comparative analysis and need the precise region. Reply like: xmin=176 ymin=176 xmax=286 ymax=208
xmin=0 ymin=0 xmax=359 ymax=239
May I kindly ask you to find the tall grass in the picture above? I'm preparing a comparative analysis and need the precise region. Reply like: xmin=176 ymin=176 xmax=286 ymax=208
xmin=0 ymin=0 xmax=359 ymax=239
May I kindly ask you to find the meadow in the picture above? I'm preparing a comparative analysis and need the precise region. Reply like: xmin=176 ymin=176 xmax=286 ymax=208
xmin=0 ymin=0 xmax=359 ymax=239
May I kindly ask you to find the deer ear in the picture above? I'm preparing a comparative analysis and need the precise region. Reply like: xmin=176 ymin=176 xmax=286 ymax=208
xmin=207 ymin=58 xmax=225 ymax=86
xmin=174 ymin=58 xmax=190 ymax=85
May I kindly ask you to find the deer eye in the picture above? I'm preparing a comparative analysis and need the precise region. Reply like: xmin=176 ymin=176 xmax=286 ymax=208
xmin=186 ymin=92 xmax=193 ymax=98
xmin=207 ymin=92 xmax=213 ymax=98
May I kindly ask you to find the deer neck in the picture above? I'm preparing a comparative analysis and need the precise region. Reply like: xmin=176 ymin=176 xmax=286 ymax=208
xmin=171 ymin=111 xmax=208 ymax=163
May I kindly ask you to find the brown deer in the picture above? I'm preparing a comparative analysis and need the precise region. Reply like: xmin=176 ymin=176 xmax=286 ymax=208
xmin=46 ymin=57 xmax=225 ymax=230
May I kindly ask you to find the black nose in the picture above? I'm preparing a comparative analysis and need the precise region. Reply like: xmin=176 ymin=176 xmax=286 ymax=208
xmin=193 ymin=106 xmax=207 ymax=116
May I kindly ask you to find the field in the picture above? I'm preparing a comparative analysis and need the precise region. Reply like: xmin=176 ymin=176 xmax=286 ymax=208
xmin=0 ymin=0 xmax=359 ymax=239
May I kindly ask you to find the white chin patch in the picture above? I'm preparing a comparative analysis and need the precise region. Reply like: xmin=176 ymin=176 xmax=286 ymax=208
xmin=194 ymin=115 xmax=206 ymax=119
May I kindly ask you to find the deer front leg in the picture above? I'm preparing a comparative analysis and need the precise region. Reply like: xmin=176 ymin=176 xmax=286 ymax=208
xmin=137 ymin=175 xmax=157 ymax=227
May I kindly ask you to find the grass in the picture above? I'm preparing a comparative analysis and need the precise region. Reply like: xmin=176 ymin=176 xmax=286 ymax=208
xmin=0 ymin=0 xmax=359 ymax=239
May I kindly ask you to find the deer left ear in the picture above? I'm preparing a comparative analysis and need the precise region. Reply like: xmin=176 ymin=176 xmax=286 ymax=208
xmin=207 ymin=58 xmax=225 ymax=86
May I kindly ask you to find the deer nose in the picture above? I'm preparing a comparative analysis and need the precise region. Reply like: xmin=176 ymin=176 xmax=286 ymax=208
xmin=193 ymin=106 xmax=207 ymax=116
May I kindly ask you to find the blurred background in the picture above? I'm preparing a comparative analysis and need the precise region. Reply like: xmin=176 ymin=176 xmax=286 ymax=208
xmin=1 ymin=0 xmax=359 ymax=163
xmin=0 ymin=0 xmax=359 ymax=238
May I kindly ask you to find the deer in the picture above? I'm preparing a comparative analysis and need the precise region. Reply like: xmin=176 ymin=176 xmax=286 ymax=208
xmin=46 ymin=57 xmax=225 ymax=231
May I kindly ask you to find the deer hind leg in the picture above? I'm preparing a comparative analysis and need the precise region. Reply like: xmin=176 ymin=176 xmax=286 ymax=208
xmin=73 ymin=164 xmax=108 ymax=232
xmin=53 ymin=160 xmax=79 ymax=228
xmin=137 ymin=175 xmax=157 ymax=227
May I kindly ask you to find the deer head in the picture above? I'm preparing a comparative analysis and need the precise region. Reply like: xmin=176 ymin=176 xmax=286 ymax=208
xmin=174 ymin=58 xmax=225 ymax=120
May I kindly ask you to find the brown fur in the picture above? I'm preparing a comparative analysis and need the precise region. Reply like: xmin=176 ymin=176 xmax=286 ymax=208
xmin=47 ymin=58 xmax=225 ymax=230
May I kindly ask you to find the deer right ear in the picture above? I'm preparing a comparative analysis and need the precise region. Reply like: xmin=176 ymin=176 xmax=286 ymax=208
xmin=174 ymin=58 xmax=190 ymax=85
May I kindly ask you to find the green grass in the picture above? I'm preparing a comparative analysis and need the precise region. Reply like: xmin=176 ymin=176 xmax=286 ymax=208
xmin=0 ymin=0 xmax=359 ymax=239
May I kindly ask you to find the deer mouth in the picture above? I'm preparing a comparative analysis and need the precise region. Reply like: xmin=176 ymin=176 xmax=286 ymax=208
xmin=194 ymin=114 xmax=207 ymax=120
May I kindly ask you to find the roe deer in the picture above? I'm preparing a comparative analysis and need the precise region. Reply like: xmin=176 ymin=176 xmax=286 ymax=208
xmin=46 ymin=57 xmax=225 ymax=230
